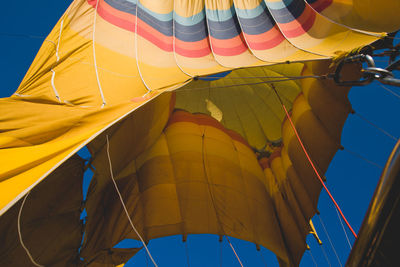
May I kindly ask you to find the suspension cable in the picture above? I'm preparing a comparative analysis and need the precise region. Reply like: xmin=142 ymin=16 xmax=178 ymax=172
xmin=258 ymin=249 xmax=268 ymax=267
xmin=308 ymin=249 xmax=318 ymax=267
xmin=184 ymin=241 xmax=191 ymax=267
xmin=180 ymin=76 xmax=323 ymax=92
xmin=106 ymin=135 xmax=158 ymax=267
xmin=200 ymin=132 xmax=244 ymax=267
xmin=353 ymin=112 xmax=398 ymax=142
xmin=343 ymin=147 xmax=383 ymax=169
xmin=219 ymin=238 xmax=223 ymax=267
xmin=320 ymin=243 xmax=332 ymax=267
xmin=0 ymin=32 xmax=45 ymax=39
xmin=198 ymin=75 xmax=323 ymax=81
xmin=335 ymin=207 xmax=352 ymax=250
xmin=271 ymin=85 xmax=358 ymax=239
xmin=379 ymin=84 xmax=400 ymax=100
xmin=318 ymin=215 xmax=343 ymax=267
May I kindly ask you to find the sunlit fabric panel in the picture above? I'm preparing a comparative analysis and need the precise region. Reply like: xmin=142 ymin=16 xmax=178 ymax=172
xmin=0 ymin=0 xmax=399 ymax=266
xmin=264 ymin=0 xmax=380 ymax=57
xmin=81 ymin=110 xmax=292 ymax=264
xmin=81 ymin=58 xmax=355 ymax=264
xmin=0 ymin=155 xmax=84 ymax=267
xmin=307 ymin=0 xmax=400 ymax=33
xmin=0 ymin=0 xmax=395 ymax=215
xmin=175 ymin=64 xmax=304 ymax=150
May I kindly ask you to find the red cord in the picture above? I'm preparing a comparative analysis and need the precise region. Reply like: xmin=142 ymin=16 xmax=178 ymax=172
xmin=280 ymin=103 xmax=358 ymax=239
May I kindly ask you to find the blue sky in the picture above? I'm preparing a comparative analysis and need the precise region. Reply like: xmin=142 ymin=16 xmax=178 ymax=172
xmin=1 ymin=1 xmax=399 ymax=266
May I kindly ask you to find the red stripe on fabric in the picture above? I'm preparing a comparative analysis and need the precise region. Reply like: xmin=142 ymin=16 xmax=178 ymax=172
xmin=309 ymin=0 xmax=333 ymax=12
xmin=244 ymin=28 xmax=285 ymax=50
xmin=137 ymin=20 xmax=173 ymax=51
xmin=102 ymin=0 xmax=135 ymax=27
xmin=210 ymin=34 xmax=248 ymax=56
xmin=88 ymin=0 xmax=96 ymax=8
xmin=90 ymin=0 xmax=212 ymax=57
xmin=96 ymin=0 xmax=135 ymax=31
xmin=210 ymin=33 xmax=247 ymax=49
xmin=259 ymin=157 xmax=270 ymax=169
xmin=168 ymin=110 xmax=251 ymax=149
xmin=175 ymin=45 xmax=212 ymax=58
xmin=279 ymin=6 xmax=316 ymax=38
xmin=258 ymin=147 xmax=282 ymax=170
xmin=174 ymin=38 xmax=211 ymax=57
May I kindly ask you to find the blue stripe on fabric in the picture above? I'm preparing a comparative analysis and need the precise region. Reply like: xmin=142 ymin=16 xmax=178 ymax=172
xmin=238 ymin=7 xmax=275 ymax=35
xmin=235 ymin=1 xmax=266 ymax=19
xmin=104 ymin=0 xmax=137 ymax=14
xmin=174 ymin=10 xmax=205 ymax=26
xmin=266 ymin=0 xmax=305 ymax=24
xmin=207 ymin=14 xmax=242 ymax=40
xmin=205 ymin=5 xmax=236 ymax=22
xmin=267 ymin=0 xmax=294 ymax=10
xmin=175 ymin=20 xmax=208 ymax=42
xmin=105 ymin=0 xmax=173 ymax=22
xmin=137 ymin=7 xmax=172 ymax=36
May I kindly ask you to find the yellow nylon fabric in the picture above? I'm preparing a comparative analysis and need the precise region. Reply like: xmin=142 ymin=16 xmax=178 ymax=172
xmin=175 ymin=64 xmax=304 ymax=150
xmin=80 ymin=61 xmax=357 ymax=266
xmin=316 ymin=0 xmax=400 ymax=33
xmin=82 ymin=110 xmax=291 ymax=264
xmin=0 ymin=0 xmax=399 ymax=265
xmin=0 ymin=0 xmax=394 ymax=214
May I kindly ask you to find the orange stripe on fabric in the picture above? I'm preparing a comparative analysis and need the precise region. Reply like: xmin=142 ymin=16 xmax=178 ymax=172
xmin=258 ymin=147 xmax=282 ymax=169
xmin=168 ymin=110 xmax=251 ymax=149
xmin=137 ymin=18 xmax=173 ymax=51
xmin=175 ymin=38 xmax=212 ymax=58
xmin=90 ymin=0 xmax=212 ymax=57
xmin=244 ymin=26 xmax=285 ymax=50
xmin=210 ymin=34 xmax=248 ymax=56
xmin=94 ymin=0 xmax=136 ymax=32
xmin=100 ymin=0 xmax=135 ymax=26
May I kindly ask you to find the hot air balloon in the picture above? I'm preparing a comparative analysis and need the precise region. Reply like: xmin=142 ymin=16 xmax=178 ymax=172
xmin=0 ymin=0 xmax=400 ymax=266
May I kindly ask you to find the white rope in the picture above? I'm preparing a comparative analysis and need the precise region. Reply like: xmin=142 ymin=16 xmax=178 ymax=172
xmin=335 ymin=207 xmax=352 ymax=250
xmin=17 ymin=191 xmax=45 ymax=267
xmin=50 ymin=16 xmax=63 ymax=101
xmin=105 ymin=135 xmax=158 ymax=267
xmin=318 ymin=215 xmax=342 ymax=267
xmin=50 ymin=69 xmax=61 ymax=101
xmin=92 ymin=0 xmax=107 ymax=107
